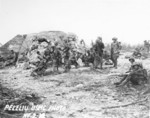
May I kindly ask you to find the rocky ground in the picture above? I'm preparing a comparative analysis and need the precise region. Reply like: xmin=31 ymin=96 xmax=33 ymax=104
xmin=0 ymin=52 xmax=150 ymax=118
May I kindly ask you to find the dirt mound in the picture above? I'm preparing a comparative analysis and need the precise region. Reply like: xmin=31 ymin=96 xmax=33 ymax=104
xmin=0 ymin=31 xmax=85 ymax=55
xmin=0 ymin=31 xmax=67 ymax=55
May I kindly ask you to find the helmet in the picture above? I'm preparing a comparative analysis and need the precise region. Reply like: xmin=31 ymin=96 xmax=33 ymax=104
xmin=112 ymin=37 xmax=118 ymax=40
xmin=132 ymin=62 xmax=143 ymax=68
xmin=129 ymin=57 xmax=135 ymax=62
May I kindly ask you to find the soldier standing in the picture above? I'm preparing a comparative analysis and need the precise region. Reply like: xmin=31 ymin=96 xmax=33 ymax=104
xmin=53 ymin=46 xmax=62 ymax=73
xmin=110 ymin=37 xmax=120 ymax=68
xmin=63 ymin=41 xmax=71 ymax=72
xmin=144 ymin=40 xmax=150 ymax=53
xmin=93 ymin=37 xmax=105 ymax=69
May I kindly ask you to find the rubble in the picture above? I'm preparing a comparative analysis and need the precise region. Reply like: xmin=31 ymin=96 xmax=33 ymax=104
xmin=0 ymin=83 xmax=44 ymax=118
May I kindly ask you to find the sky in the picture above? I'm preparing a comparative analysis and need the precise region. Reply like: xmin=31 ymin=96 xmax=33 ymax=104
xmin=0 ymin=0 xmax=150 ymax=46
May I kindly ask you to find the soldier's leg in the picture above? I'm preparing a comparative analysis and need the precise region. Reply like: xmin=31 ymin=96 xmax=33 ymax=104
xmin=100 ymin=56 xmax=103 ymax=69
xmin=53 ymin=60 xmax=57 ymax=72
xmin=74 ymin=60 xmax=78 ymax=68
xmin=56 ymin=59 xmax=60 ymax=72
xmin=94 ymin=58 xmax=99 ymax=69
xmin=64 ymin=58 xmax=70 ymax=72
xmin=84 ymin=57 xmax=89 ymax=67
xmin=67 ymin=60 xmax=71 ymax=70
xmin=56 ymin=65 xmax=59 ymax=71
xmin=111 ymin=54 xmax=115 ymax=66
xmin=64 ymin=57 xmax=67 ymax=72
xmin=115 ymin=74 xmax=128 ymax=85
xmin=93 ymin=57 xmax=97 ymax=69
xmin=113 ymin=57 xmax=116 ymax=67
xmin=114 ymin=54 xmax=119 ymax=68
xmin=94 ymin=54 xmax=100 ymax=69
xmin=39 ymin=62 xmax=47 ymax=76
xmin=114 ymin=59 xmax=118 ymax=68
xmin=118 ymin=74 xmax=132 ymax=86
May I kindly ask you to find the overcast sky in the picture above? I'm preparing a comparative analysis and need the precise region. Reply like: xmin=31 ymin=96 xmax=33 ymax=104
xmin=0 ymin=0 xmax=150 ymax=45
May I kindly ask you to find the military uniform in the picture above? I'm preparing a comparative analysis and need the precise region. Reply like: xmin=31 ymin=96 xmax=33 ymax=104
xmin=5 ymin=50 xmax=18 ymax=66
xmin=31 ymin=51 xmax=47 ymax=77
xmin=111 ymin=38 xmax=120 ymax=68
xmin=44 ymin=46 xmax=52 ymax=62
xmin=103 ymin=50 xmax=113 ymax=65
xmin=82 ymin=52 xmax=90 ymax=67
xmin=132 ymin=48 xmax=142 ymax=58
xmin=115 ymin=62 xmax=148 ymax=86
xmin=93 ymin=37 xmax=105 ymax=69
xmin=53 ymin=47 xmax=62 ymax=72
xmin=63 ymin=45 xmax=71 ymax=72
xmin=70 ymin=51 xmax=78 ymax=68
xmin=144 ymin=40 xmax=150 ymax=53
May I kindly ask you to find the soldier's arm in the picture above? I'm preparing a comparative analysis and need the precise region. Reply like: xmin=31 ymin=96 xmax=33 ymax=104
xmin=130 ymin=68 xmax=143 ymax=75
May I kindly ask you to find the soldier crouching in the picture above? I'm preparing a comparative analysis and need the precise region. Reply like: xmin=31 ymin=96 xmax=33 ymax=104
xmin=70 ymin=50 xmax=79 ymax=68
xmin=31 ymin=51 xmax=47 ymax=77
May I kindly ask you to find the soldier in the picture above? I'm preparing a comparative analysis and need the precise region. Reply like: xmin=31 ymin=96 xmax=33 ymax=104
xmin=70 ymin=50 xmax=79 ymax=68
xmin=115 ymin=59 xmax=147 ymax=87
xmin=118 ymin=42 xmax=122 ymax=50
xmin=144 ymin=40 xmax=150 ymax=53
xmin=110 ymin=37 xmax=120 ymax=68
xmin=53 ymin=46 xmax=62 ymax=73
xmin=63 ymin=42 xmax=71 ymax=72
xmin=80 ymin=39 xmax=86 ymax=47
xmin=82 ymin=51 xmax=90 ymax=67
xmin=132 ymin=47 xmax=142 ymax=58
xmin=83 ymin=49 xmax=95 ymax=67
xmin=31 ymin=51 xmax=47 ymax=77
xmin=103 ymin=50 xmax=113 ymax=65
xmin=44 ymin=45 xmax=51 ymax=62
xmin=93 ymin=37 xmax=105 ymax=69
xmin=6 ymin=50 xmax=19 ymax=66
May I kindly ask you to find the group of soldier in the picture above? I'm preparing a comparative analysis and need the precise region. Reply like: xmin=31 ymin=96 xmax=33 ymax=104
xmin=28 ymin=36 xmax=148 ymax=87
xmin=28 ymin=37 xmax=81 ymax=76
xmin=91 ymin=37 xmax=121 ymax=69
xmin=0 ymin=35 xmax=149 ymax=87
xmin=26 ymin=36 xmax=122 ymax=77
xmin=0 ymin=36 xmax=122 ymax=75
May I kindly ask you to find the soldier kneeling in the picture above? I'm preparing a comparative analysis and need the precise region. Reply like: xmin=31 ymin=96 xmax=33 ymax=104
xmin=115 ymin=62 xmax=148 ymax=87
xmin=31 ymin=51 xmax=47 ymax=77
